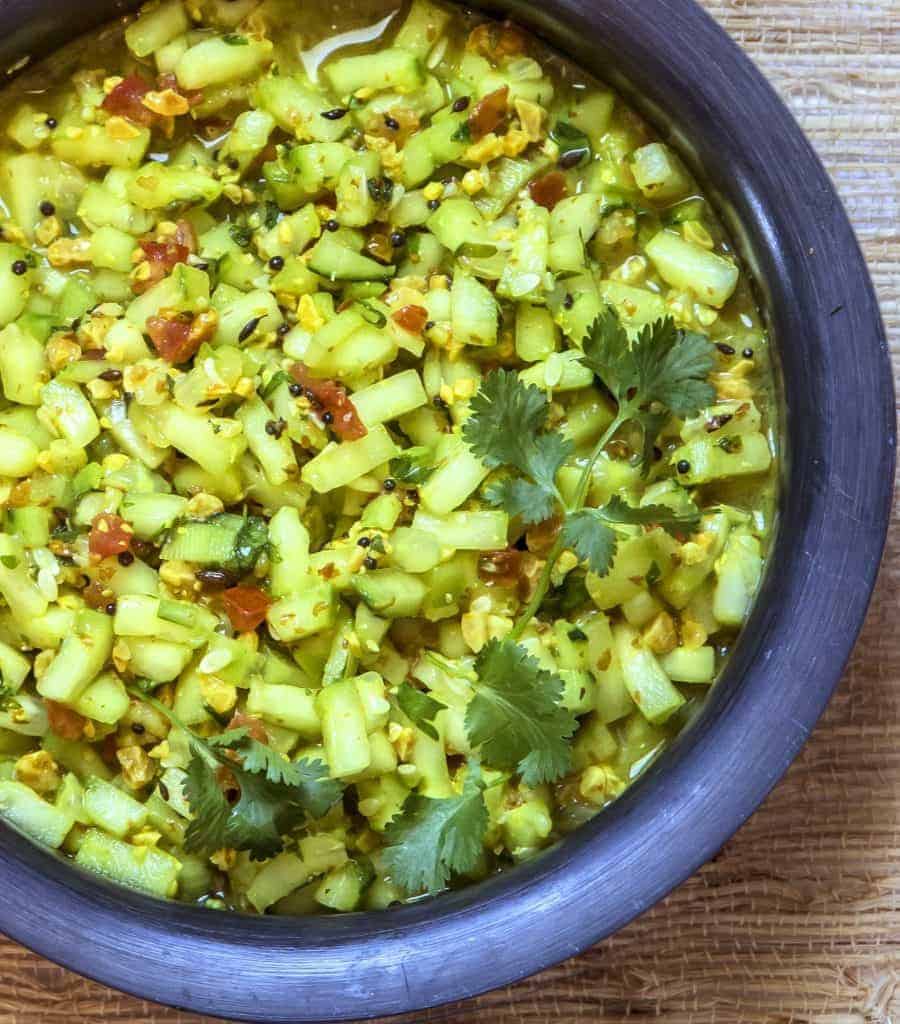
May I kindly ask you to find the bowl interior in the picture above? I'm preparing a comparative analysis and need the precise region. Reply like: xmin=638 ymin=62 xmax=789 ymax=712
xmin=0 ymin=2 xmax=893 ymax=1021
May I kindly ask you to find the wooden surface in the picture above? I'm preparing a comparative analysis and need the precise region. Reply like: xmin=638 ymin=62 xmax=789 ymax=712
xmin=2 ymin=1 xmax=898 ymax=1021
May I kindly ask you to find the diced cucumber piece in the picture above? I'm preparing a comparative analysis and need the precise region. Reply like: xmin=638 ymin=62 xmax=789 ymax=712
xmin=83 ymin=777 xmax=148 ymax=839
xmin=176 ymin=36 xmax=273 ymax=90
xmin=254 ymin=76 xmax=348 ymax=143
xmin=75 ymin=828 xmax=181 ymax=898
xmin=659 ymin=646 xmax=716 ymax=684
xmin=246 ymin=681 xmax=321 ymax=737
xmin=307 ymin=231 xmax=395 ymax=281
xmin=352 ymin=570 xmax=428 ymax=619
xmin=266 ymin=582 xmax=336 ymax=643
xmin=325 ymin=49 xmax=425 ymax=97
xmin=713 ymin=530 xmax=763 ymax=626
xmin=413 ymin=509 xmax=508 ymax=550
xmin=645 ymin=229 xmax=739 ymax=308
xmin=301 ymin=425 xmax=400 ymax=493
xmin=0 ymin=323 xmax=47 ymax=404
xmin=631 ymin=143 xmax=693 ymax=202
xmin=317 ymin=679 xmax=371 ymax=778
xmin=613 ymin=624 xmax=685 ymax=724
xmin=125 ymin=0 xmax=189 ymax=57
xmin=352 ymin=370 xmax=428 ymax=427
xmin=0 ymin=781 xmax=72 ymax=847
xmin=37 ymin=611 xmax=114 ymax=705
xmin=451 ymin=273 xmax=498 ymax=347
xmin=670 ymin=433 xmax=772 ymax=486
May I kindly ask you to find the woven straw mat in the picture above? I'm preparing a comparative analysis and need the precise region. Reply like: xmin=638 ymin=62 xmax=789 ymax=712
xmin=1 ymin=0 xmax=898 ymax=1021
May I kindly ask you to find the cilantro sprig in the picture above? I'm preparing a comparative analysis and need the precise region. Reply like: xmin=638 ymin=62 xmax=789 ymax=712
xmin=383 ymin=761 xmax=489 ymax=894
xmin=457 ymin=307 xmax=714 ymax=784
xmin=128 ymin=689 xmax=342 ymax=862
xmin=396 ymin=682 xmax=446 ymax=741
xmin=466 ymin=640 xmax=577 ymax=785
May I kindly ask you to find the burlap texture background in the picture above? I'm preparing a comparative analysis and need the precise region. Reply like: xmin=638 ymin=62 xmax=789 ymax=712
xmin=1 ymin=0 xmax=897 ymax=1020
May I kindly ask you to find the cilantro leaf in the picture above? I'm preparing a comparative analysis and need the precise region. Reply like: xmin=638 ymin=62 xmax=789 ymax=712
xmin=463 ymin=370 xmax=572 ymax=522
xmin=466 ymin=639 xmax=576 ymax=786
xmin=562 ymin=495 xmax=701 ymax=576
xmin=383 ymin=761 xmax=488 ymax=894
xmin=229 ymin=515 xmax=269 ymax=574
xmin=483 ymin=475 xmax=558 ymax=525
xmin=210 ymin=729 xmax=342 ymax=819
xmin=549 ymin=121 xmax=592 ymax=168
xmin=181 ymin=746 xmax=232 ymax=856
xmin=390 ymin=446 xmax=436 ymax=486
xmin=182 ymin=730 xmax=342 ymax=861
xmin=463 ymin=369 xmax=553 ymax=472
xmin=579 ymin=307 xmax=716 ymax=461
xmin=396 ymin=682 xmax=447 ymax=741
xmin=560 ymin=511 xmax=618 ymax=577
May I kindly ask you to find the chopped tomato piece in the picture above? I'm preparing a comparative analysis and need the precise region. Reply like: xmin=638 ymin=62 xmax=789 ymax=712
xmin=226 ymin=711 xmax=269 ymax=745
xmin=146 ymin=314 xmax=200 ymax=364
xmin=222 ymin=586 xmax=271 ymax=633
xmin=134 ymin=239 xmax=190 ymax=295
xmin=528 ymin=171 xmax=568 ymax=211
xmin=46 ymin=700 xmax=87 ymax=741
xmin=101 ymin=74 xmax=154 ymax=126
xmin=89 ymin=513 xmax=133 ymax=559
xmin=469 ymin=86 xmax=509 ymax=140
xmin=289 ymin=363 xmax=368 ymax=441
xmin=392 ymin=304 xmax=429 ymax=334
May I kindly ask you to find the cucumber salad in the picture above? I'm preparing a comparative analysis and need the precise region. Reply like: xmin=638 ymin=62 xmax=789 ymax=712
xmin=0 ymin=0 xmax=776 ymax=913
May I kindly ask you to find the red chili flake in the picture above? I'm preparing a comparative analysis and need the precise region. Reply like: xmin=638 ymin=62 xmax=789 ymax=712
xmin=101 ymin=74 xmax=154 ymax=126
xmin=134 ymin=239 xmax=191 ymax=295
xmin=391 ymin=304 xmax=429 ymax=335
xmin=226 ymin=711 xmax=269 ymax=745
xmin=46 ymin=700 xmax=87 ymax=741
xmin=528 ymin=171 xmax=568 ymax=211
xmin=89 ymin=514 xmax=133 ymax=559
xmin=146 ymin=314 xmax=199 ymax=364
xmin=222 ymin=586 xmax=272 ymax=633
xmin=469 ymin=86 xmax=509 ymax=140
xmin=289 ymin=363 xmax=368 ymax=441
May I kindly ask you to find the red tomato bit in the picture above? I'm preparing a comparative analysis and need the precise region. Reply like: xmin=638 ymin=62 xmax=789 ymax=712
xmin=101 ymin=75 xmax=154 ymax=126
xmin=146 ymin=313 xmax=200 ymax=365
xmin=469 ymin=86 xmax=509 ymax=140
xmin=226 ymin=711 xmax=269 ymax=745
xmin=392 ymin=304 xmax=429 ymax=335
xmin=46 ymin=700 xmax=87 ymax=741
xmin=134 ymin=239 xmax=191 ymax=295
xmin=528 ymin=171 xmax=568 ymax=211
xmin=222 ymin=587 xmax=272 ymax=633
xmin=289 ymin=363 xmax=368 ymax=441
xmin=89 ymin=513 xmax=133 ymax=559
